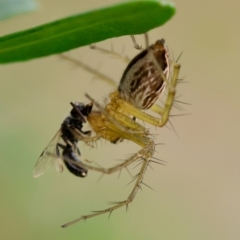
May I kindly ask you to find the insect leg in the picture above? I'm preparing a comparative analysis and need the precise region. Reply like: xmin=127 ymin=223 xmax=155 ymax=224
xmin=69 ymin=128 xmax=101 ymax=146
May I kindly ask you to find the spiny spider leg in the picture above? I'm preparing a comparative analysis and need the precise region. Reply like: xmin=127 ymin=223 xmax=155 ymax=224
xmin=65 ymin=137 xmax=154 ymax=175
xmin=116 ymin=63 xmax=181 ymax=127
xmin=59 ymin=54 xmax=117 ymax=88
xmin=90 ymin=44 xmax=130 ymax=63
xmin=62 ymin=141 xmax=154 ymax=228
xmin=90 ymin=34 xmax=149 ymax=62
xmin=130 ymin=35 xmax=142 ymax=50
xmin=130 ymin=33 xmax=149 ymax=50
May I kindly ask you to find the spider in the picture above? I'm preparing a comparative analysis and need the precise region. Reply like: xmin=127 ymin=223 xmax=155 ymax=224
xmin=58 ymin=36 xmax=181 ymax=227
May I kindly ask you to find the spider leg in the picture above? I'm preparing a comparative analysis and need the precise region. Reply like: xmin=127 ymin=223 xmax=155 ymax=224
xmin=90 ymin=33 xmax=149 ymax=62
xmin=116 ymin=63 xmax=181 ymax=127
xmin=59 ymin=54 xmax=117 ymax=88
xmin=67 ymin=137 xmax=153 ymax=174
xmin=60 ymin=34 xmax=150 ymax=91
xmin=90 ymin=44 xmax=130 ymax=64
xmin=62 ymin=140 xmax=154 ymax=228
xmin=130 ymin=35 xmax=142 ymax=50
xmin=130 ymin=33 xmax=149 ymax=50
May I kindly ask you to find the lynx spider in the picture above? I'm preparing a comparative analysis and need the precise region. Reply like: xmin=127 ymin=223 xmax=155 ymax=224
xmin=60 ymin=34 xmax=181 ymax=227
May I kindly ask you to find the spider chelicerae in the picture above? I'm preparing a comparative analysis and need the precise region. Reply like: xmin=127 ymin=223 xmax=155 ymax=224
xmin=33 ymin=35 xmax=181 ymax=227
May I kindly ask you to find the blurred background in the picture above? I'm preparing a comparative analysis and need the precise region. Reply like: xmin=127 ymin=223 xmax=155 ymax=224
xmin=0 ymin=0 xmax=240 ymax=239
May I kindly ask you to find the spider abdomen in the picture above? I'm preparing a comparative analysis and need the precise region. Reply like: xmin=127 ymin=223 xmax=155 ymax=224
xmin=118 ymin=39 xmax=170 ymax=110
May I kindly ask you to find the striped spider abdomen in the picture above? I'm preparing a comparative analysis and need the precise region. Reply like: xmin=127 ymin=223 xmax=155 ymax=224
xmin=118 ymin=39 xmax=170 ymax=110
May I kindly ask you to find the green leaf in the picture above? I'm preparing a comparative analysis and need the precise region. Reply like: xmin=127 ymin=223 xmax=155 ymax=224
xmin=0 ymin=0 xmax=175 ymax=64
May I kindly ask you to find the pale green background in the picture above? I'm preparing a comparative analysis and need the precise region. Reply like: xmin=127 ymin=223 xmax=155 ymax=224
xmin=0 ymin=0 xmax=240 ymax=239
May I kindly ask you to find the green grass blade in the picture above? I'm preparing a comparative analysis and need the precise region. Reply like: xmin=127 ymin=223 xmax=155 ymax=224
xmin=0 ymin=0 xmax=175 ymax=63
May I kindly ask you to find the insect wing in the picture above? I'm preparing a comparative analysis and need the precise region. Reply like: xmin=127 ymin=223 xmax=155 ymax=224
xmin=33 ymin=130 xmax=64 ymax=178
